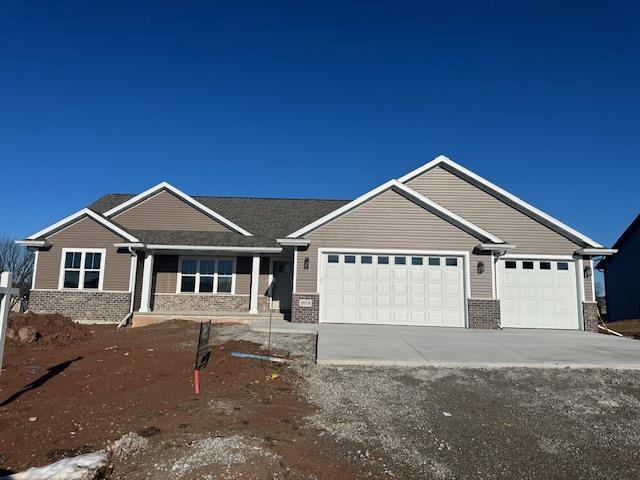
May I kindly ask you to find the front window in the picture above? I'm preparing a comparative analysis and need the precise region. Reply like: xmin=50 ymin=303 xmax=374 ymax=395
xmin=178 ymin=258 xmax=235 ymax=294
xmin=61 ymin=250 xmax=104 ymax=290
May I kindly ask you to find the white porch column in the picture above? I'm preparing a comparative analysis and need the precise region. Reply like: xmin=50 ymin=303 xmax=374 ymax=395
xmin=249 ymin=255 xmax=260 ymax=314
xmin=139 ymin=252 xmax=154 ymax=313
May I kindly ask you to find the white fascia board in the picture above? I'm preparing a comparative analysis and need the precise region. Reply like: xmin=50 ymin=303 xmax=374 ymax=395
xmin=392 ymin=181 xmax=504 ymax=243
xmin=103 ymin=181 xmax=253 ymax=237
xmin=575 ymin=248 xmax=617 ymax=256
xmin=15 ymin=240 xmax=49 ymax=248
xmin=144 ymin=244 xmax=282 ymax=253
xmin=476 ymin=243 xmax=517 ymax=251
xmin=26 ymin=208 xmax=139 ymax=243
xmin=398 ymin=155 xmax=603 ymax=248
xmin=277 ymin=238 xmax=311 ymax=246
xmin=287 ymin=180 xmax=396 ymax=238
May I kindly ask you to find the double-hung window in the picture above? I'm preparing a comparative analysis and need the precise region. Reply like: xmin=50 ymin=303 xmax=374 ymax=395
xmin=178 ymin=258 xmax=235 ymax=294
xmin=60 ymin=249 xmax=105 ymax=290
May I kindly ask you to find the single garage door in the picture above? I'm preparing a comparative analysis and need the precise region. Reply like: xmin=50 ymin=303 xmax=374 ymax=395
xmin=498 ymin=259 xmax=580 ymax=329
xmin=320 ymin=252 xmax=466 ymax=326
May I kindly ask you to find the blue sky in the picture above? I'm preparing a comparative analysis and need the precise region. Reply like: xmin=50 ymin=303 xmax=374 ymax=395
xmin=0 ymin=1 xmax=638 ymax=246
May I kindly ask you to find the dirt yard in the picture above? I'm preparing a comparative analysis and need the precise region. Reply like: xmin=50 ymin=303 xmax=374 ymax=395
xmin=2 ymin=316 xmax=640 ymax=479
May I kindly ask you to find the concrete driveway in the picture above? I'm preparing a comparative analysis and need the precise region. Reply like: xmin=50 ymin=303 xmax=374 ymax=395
xmin=316 ymin=324 xmax=640 ymax=368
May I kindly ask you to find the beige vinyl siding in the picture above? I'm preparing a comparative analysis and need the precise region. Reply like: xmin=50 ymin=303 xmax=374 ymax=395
xmin=296 ymin=189 xmax=492 ymax=297
xmin=153 ymin=255 xmax=251 ymax=295
xmin=236 ymin=257 xmax=252 ymax=296
xmin=259 ymin=257 xmax=270 ymax=296
xmin=113 ymin=190 xmax=232 ymax=232
xmin=406 ymin=166 xmax=581 ymax=254
xmin=133 ymin=252 xmax=145 ymax=311
xmin=153 ymin=255 xmax=179 ymax=294
xmin=35 ymin=216 xmax=131 ymax=291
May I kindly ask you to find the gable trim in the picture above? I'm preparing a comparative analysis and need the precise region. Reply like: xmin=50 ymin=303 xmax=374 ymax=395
xmin=26 ymin=208 xmax=139 ymax=242
xmin=287 ymin=179 xmax=504 ymax=243
xmin=398 ymin=155 xmax=603 ymax=248
xmin=102 ymin=182 xmax=253 ymax=236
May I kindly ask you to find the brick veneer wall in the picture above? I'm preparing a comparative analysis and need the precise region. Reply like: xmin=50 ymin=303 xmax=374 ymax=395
xmin=468 ymin=298 xmax=500 ymax=329
xmin=582 ymin=301 xmax=599 ymax=332
xmin=152 ymin=294 xmax=271 ymax=313
xmin=291 ymin=293 xmax=320 ymax=323
xmin=29 ymin=289 xmax=131 ymax=323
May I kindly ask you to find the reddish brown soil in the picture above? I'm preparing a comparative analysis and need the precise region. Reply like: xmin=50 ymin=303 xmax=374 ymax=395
xmin=0 ymin=320 xmax=376 ymax=479
xmin=7 ymin=313 xmax=93 ymax=347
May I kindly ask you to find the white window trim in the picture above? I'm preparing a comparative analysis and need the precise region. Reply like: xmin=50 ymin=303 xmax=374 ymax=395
xmin=58 ymin=248 xmax=106 ymax=291
xmin=176 ymin=256 xmax=237 ymax=295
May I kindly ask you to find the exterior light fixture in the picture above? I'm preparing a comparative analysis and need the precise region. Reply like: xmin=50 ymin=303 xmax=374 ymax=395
xmin=477 ymin=261 xmax=485 ymax=274
xmin=584 ymin=266 xmax=592 ymax=279
xmin=304 ymin=257 xmax=309 ymax=270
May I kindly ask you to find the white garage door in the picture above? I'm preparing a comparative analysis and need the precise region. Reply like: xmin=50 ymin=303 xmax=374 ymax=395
xmin=320 ymin=252 xmax=466 ymax=326
xmin=498 ymin=259 xmax=580 ymax=329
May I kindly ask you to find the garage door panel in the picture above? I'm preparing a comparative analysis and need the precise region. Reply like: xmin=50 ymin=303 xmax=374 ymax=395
xmin=321 ymin=252 xmax=465 ymax=327
xmin=498 ymin=259 xmax=579 ymax=329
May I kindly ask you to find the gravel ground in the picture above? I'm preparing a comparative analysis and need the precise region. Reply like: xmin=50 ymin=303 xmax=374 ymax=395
xmin=221 ymin=325 xmax=640 ymax=479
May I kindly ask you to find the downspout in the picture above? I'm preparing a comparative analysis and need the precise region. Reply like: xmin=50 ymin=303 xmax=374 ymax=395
xmin=493 ymin=248 xmax=510 ymax=330
xmin=117 ymin=247 xmax=139 ymax=328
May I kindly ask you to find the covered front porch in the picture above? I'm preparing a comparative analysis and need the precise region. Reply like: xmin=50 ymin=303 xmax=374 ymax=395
xmin=125 ymin=241 xmax=295 ymax=325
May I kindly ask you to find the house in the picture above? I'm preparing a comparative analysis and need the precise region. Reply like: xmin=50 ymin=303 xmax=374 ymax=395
xmin=17 ymin=155 xmax=616 ymax=331
xmin=597 ymin=214 xmax=640 ymax=321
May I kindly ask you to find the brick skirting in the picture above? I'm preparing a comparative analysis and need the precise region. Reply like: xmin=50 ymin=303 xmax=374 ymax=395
xmin=291 ymin=293 xmax=319 ymax=323
xmin=29 ymin=289 xmax=131 ymax=323
xmin=468 ymin=298 xmax=500 ymax=329
xmin=582 ymin=301 xmax=599 ymax=332
xmin=152 ymin=294 xmax=270 ymax=313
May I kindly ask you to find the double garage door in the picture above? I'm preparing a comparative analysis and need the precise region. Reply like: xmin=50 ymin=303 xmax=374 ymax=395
xmin=498 ymin=258 xmax=580 ymax=329
xmin=320 ymin=252 xmax=582 ymax=330
xmin=320 ymin=252 xmax=466 ymax=327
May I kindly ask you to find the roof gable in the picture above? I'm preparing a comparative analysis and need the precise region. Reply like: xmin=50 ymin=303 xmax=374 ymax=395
xmin=26 ymin=208 xmax=138 ymax=242
xmin=287 ymin=179 xmax=503 ymax=243
xmin=103 ymin=182 xmax=253 ymax=236
xmin=398 ymin=155 xmax=602 ymax=248
xmin=112 ymin=189 xmax=234 ymax=233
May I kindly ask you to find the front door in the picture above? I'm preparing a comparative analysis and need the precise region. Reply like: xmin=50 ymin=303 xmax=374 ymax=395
xmin=272 ymin=261 xmax=293 ymax=311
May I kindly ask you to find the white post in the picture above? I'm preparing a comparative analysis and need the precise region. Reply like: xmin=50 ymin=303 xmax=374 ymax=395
xmin=139 ymin=252 xmax=154 ymax=313
xmin=1 ymin=272 xmax=18 ymax=375
xmin=249 ymin=255 xmax=260 ymax=314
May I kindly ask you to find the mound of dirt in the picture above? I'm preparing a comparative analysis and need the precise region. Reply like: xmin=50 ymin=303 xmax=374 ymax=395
xmin=7 ymin=313 xmax=93 ymax=346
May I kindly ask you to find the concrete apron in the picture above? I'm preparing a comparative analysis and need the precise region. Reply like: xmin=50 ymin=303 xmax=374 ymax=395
xmin=316 ymin=324 xmax=640 ymax=369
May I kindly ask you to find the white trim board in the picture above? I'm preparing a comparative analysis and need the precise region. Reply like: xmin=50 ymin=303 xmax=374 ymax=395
xmin=27 ymin=208 xmax=139 ymax=242
xmin=288 ymin=180 xmax=504 ymax=243
xmin=103 ymin=182 xmax=253 ymax=236
xmin=398 ymin=155 xmax=603 ymax=248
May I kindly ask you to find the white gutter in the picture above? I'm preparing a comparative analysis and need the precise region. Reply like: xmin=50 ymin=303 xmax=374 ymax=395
xmin=575 ymin=248 xmax=617 ymax=256
xmin=277 ymin=238 xmax=311 ymax=247
xmin=476 ymin=243 xmax=516 ymax=252
xmin=15 ymin=240 xmax=49 ymax=248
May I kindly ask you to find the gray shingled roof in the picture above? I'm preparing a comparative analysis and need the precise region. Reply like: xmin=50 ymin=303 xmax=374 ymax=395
xmin=129 ymin=230 xmax=279 ymax=247
xmin=88 ymin=193 xmax=349 ymax=240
